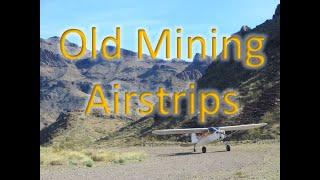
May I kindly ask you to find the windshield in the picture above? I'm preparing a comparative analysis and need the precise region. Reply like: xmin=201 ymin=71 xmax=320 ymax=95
xmin=208 ymin=127 xmax=218 ymax=134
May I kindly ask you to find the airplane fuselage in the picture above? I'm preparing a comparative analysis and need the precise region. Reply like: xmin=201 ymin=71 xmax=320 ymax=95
xmin=195 ymin=131 xmax=226 ymax=146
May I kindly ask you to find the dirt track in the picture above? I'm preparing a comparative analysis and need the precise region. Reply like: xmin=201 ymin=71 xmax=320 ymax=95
xmin=41 ymin=142 xmax=279 ymax=180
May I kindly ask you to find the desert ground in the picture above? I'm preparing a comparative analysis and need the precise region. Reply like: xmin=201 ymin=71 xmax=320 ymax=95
xmin=41 ymin=141 xmax=279 ymax=180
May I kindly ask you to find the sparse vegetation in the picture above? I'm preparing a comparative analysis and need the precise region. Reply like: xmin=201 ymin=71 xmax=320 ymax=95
xmin=40 ymin=146 xmax=146 ymax=167
xmin=234 ymin=171 xmax=248 ymax=179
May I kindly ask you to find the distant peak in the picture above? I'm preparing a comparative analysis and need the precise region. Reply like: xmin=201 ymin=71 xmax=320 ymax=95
xmin=193 ymin=53 xmax=211 ymax=62
xmin=45 ymin=36 xmax=78 ymax=47
xmin=273 ymin=4 xmax=280 ymax=20
xmin=45 ymin=36 xmax=61 ymax=44
xmin=193 ymin=53 xmax=202 ymax=62
xmin=49 ymin=36 xmax=60 ymax=40
xmin=240 ymin=25 xmax=251 ymax=33
xmin=47 ymin=36 xmax=60 ymax=42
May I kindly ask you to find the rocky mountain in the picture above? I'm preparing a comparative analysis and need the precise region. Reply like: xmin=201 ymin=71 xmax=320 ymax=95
xmin=176 ymin=53 xmax=212 ymax=81
xmin=197 ymin=4 xmax=280 ymax=138
xmin=40 ymin=38 xmax=211 ymax=129
xmin=100 ymin=4 xmax=281 ymax=143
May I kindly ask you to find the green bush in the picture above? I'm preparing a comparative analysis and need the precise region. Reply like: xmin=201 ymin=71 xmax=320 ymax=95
xmin=83 ymin=160 xmax=93 ymax=167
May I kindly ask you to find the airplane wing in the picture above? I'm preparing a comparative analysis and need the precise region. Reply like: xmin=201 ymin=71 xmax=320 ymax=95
xmin=152 ymin=123 xmax=267 ymax=135
xmin=152 ymin=128 xmax=208 ymax=135
xmin=219 ymin=123 xmax=267 ymax=131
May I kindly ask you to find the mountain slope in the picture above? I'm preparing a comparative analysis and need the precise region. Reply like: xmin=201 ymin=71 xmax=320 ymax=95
xmin=40 ymin=37 xmax=210 ymax=129
xmin=198 ymin=4 xmax=280 ymax=131
xmin=95 ymin=4 xmax=280 ymax=144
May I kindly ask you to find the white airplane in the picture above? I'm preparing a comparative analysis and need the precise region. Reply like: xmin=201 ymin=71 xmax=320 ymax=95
xmin=152 ymin=123 xmax=267 ymax=153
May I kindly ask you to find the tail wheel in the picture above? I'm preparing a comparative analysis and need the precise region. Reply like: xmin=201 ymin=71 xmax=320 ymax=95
xmin=202 ymin=146 xmax=206 ymax=153
xmin=226 ymin=144 xmax=231 ymax=151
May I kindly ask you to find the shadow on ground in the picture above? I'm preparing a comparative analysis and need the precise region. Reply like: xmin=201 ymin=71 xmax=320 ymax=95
xmin=158 ymin=150 xmax=226 ymax=157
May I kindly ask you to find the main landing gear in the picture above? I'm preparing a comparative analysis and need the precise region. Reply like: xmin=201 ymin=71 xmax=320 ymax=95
xmin=195 ymin=145 xmax=230 ymax=153
xmin=226 ymin=144 xmax=231 ymax=151
xmin=202 ymin=146 xmax=207 ymax=153
xmin=194 ymin=145 xmax=207 ymax=153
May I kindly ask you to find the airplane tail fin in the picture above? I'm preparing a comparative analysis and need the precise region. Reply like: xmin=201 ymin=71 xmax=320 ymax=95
xmin=191 ymin=133 xmax=198 ymax=144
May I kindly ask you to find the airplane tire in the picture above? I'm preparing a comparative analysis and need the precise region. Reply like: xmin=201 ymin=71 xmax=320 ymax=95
xmin=226 ymin=145 xmax=231 ymax=151
xmin=202 ymin=146 xmax=206 ymax=153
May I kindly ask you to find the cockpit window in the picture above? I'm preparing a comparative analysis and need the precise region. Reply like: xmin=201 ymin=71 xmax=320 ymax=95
xmin=208 ymin=127 xmax=218 ymax=133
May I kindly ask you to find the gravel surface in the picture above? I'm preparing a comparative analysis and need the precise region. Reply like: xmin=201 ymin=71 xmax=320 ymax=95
xmin=41 ymin=142 xmax=279 ymax=180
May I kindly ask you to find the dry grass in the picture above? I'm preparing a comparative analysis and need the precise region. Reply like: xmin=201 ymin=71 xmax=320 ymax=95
xmin=40 ymin=146 xmax=146 ymax=167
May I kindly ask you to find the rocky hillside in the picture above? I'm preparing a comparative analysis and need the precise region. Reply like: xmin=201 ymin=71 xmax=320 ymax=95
xmin=176 ymin=53 xmax=212 ymax=80
xmin=96 ymin=4 xmax=281 ymax=144
xmin=198 ymin=4 xmax=280 ymax=128
xmin=40 ymin=38 xmax=211 ymax=129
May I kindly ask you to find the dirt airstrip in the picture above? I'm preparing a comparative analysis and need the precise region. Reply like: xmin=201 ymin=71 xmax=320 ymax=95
xmin=41 ymin=142 xmax=279 ymax=180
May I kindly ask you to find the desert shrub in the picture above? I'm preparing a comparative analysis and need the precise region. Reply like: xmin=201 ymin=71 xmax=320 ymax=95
xmin=118 ymin=158 xmax=125 ymax=164
xmin=50 ymin=160 xmax=64 ymax=165
xmin=91 ymin=154 xmax=105 ymax=162
xmin=234 ymin=171 xmax=248 ymax=178
xmin=83 ymin=160 xmax=93 ymax=167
